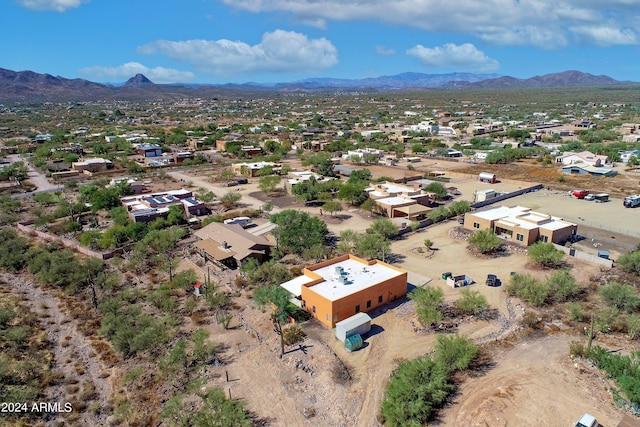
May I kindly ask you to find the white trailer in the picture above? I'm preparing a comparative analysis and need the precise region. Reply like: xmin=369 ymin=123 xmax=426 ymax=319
xmin=335 ymin=313 xmax=372 ymax=342
xmin=223 ymin=216 xmax=252 ymax=227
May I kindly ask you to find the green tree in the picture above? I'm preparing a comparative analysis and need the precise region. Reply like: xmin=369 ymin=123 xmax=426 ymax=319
xmin=367 ymin=217 xmax=399 ymax=239
xmin=258 ymin=175 xmax=281 ymax=194
xmin=316 ymin=159 xmax=336 ymax=177
xmin=337 ymin=182 xmax=368 ymax=206
xmin=220 ymin=191 xmax=242 ymax=210
xmin=527 ymin=242 xmax=564 ymax=268
xmin=353 ymin=232 xmax=391 ymax=260
xmin=468 ymin=229 xmax=501 ymax=254
xmin=167 ymin=205 xmax=187 ymax=225
xmin=270 ymin=210 xmax=328 ymax=254
xmin=322 ymin=200 xmax=343 ymax=217
xmin=423 ymin=182 xmax=448 ymax=200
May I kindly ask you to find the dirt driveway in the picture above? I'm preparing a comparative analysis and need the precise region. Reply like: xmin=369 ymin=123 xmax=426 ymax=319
xmin=439 ymin=334 xmax=624 ymax=427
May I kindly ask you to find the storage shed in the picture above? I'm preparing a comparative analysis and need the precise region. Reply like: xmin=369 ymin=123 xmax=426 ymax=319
xmin=335 ymin=312 xmax=372 ymax=342
xmin=478 ymin=172 xmax=497 ymax=183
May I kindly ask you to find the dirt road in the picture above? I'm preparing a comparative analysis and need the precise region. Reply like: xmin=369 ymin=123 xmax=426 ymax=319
xmin=1 ymin=273 xmax=112 ymax=426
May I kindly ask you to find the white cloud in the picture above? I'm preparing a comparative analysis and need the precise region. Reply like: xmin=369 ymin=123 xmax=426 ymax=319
xmin=375 ymin=46 xmax=396 ymax=56
xmin=17 ymin=0 xmax=88 ymax=12
xmin=78 ymin=62 xmax=196 ymax=84
xmin=137 ymin=30 xmax=338 ymax=76
xmin=221 ymin=0 xmax=640 ymax=48
xmin=570 ymin=25 xmax=638 ymax=45
xmin=407 ymin=43 xmax=500 ymax=73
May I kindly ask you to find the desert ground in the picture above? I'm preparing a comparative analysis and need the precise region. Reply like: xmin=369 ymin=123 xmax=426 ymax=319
xmin=186 ymin=218 xmax=626 ymax=427
xmin=5 ymin=163 xmax=635 ymax=426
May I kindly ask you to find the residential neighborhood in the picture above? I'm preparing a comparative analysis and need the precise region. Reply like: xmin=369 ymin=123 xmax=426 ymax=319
xmin=1 ymin=87 xmax=640 ymax=427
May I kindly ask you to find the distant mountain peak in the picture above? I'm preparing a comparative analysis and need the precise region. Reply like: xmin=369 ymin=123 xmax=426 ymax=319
xmin=124 ymin=74 xmax=154 ymax=87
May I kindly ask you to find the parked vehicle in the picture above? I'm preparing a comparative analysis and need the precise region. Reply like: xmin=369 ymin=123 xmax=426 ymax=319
xmin=486 ymin=274 xmax=499 ymax=287
xmin=583 ymin=194 xmax=595 ymax=201
xmin=593 ymin=193 xmax=609 ymax=203
xmin=223 ymin=216 xmax=252 ymax=228
xmin=624 ymin=194 xmax=640 ymax=208
xmin=236 ymin=178 xmax=248 ymax=185
xmin=574 ymin=413 xmax=598 ymax=427
xmin=572 ymin=189 xmax=590 ymax=199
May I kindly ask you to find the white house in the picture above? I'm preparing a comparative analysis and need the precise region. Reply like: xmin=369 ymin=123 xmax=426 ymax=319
xmin=555 ymin=151 xmax=609 ymax=167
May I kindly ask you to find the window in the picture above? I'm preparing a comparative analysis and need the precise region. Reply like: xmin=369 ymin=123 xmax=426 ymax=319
xmin=366 ymin=300 xmax=372 ymax=309
xmin=312 ymin=306 xmax=316 ymax=313
xmin=473 ymin=222 xmax=480 ymax=229
xmin=334 ymin=314 xmax=338 ymax=322
xmin=378 ymin=295 xmax=383 ymax=303
xmin=540 ymin=235 xmax=548 ymax=242
xmin=326 ymin=314 xmax=330 ymax=322
xmin=516 ymin=233 xmax=524 ymax=242
xmin=355 ymin=305 xmax=360 ymax=313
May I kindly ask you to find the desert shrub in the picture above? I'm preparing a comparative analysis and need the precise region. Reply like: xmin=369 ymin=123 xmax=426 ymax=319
xmin=618 ymin=251 xmax=640 ymax=275
xmin=99 ymin=297 xmax=172 ymax=357
xmin=527 ymin=242 xmax=564 ymax=268
xmin=505 ymin=273 xmax=548 ymax=307
xmin=588 ymin=345 xmax=640 ymax=405
xmin=546 ymin=270 xmax=579 ymax=303
xmin=599 ymin=282 xmax=640 ymax=313
xmin=380 ymin=356 xmax=453 ymax=427
xmin=594 ymin=307 xmax=622 ymax=333
xmin=454 ymin=288 xmax=488 ymax=315
xmin=409 ymin=286 xmax=444 ymax=327
xmin=433 ymin=334 xmax=478 ymax=372
xmin=627 ymin=314 xmax=640 ymax=340
xmin=468 ymin=229 xmax=501 ymax=254
xmin=282 ymin=324 xmax=306 ymax=346
xmin=565 ymin=302 xmax=585 ymax=322
xmin=569 ymin=340 xmax=587 ymax=357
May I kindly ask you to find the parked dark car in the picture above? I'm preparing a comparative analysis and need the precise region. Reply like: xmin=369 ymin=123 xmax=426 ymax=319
xmin=486 ymin=274 xmax=499 ymax=287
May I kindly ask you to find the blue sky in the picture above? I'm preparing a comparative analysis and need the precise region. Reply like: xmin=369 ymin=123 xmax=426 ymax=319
xmin=4 ymin=0 xmax=640 ymax=84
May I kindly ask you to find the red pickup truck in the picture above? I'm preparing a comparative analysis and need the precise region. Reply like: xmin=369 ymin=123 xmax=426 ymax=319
xmin=572 ymin=189 xmax=589 ymax=199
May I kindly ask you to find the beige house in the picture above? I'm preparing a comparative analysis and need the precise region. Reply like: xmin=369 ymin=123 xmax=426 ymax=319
xmin=463 ymin=206 xmax=577 ymax=246
xmin=193 ymin=222 xmax=273 ymax=268
xmin=366 ymin=182 xmax=434 ymax=218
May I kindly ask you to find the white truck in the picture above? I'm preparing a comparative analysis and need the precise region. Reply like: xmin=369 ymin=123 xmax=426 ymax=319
xmin=624 ymin=194 xmax=640 ymax=208
xmin=575 ymin=413 xmax=598 ymax=427
xmin=223 ymin=216 xmax=252 ymax=228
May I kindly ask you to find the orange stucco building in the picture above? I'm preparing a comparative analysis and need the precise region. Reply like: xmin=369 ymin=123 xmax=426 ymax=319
xmin=280 ymin=254 xmax=407 ymax=327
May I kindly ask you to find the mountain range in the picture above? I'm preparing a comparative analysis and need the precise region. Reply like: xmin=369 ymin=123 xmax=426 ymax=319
xmin=0 ymin=68 xmax=633 ymax=103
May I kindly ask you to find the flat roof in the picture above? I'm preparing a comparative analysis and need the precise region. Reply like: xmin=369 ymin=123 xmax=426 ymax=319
xmin=375 ymin=196 xmax=415 ymax=206
xmin=472 ymin=205 xmax=530 ymax=221
xmin=280 ymin=275 xmax=315 ymax=298
xmin=539 ymin=220 xmax=573 ymax=231
xmin=306 ymin=258 xmax=405 ymax=302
